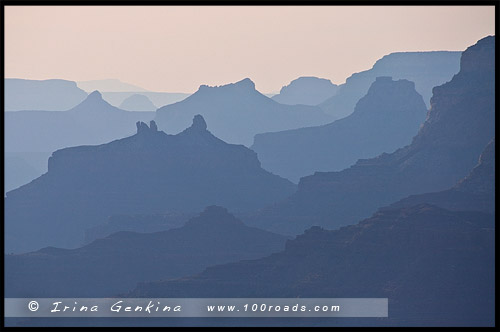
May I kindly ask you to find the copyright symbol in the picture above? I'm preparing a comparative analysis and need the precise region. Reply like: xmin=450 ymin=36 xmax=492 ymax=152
xmin=28 ymin=301 xmax=39 ymax=312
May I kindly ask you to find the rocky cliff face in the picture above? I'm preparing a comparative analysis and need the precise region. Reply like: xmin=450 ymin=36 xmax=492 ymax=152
xmin=252 ymin=77 xmax=427 ymax=182
xmin=389 ymin=138 xmax=495 ymax=214
xmin=154 ymin=78 xmax=332 ymax=146
xmin=5 ymin=116 xmax=296 ymax=253
xmin=247 ymin=36 xmax=495 ymax=235
xmin=5 ymin=206 xmax=288 ymax=297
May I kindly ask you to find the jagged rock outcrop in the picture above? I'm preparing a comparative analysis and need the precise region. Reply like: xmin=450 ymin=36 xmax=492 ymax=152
xmin=154 ymin=78 xmax=332 ymax=146
xmin=252 ymin=77 xmax=427 ymax=182
xmin=319 ymin=51 xmax=461 ymax=118
xmin=271 ymin=76 xmax=339 ymax=106
xmin=5 ymin=115 xmax=296 ymax=253
xmin=247 ymin=36 xmax=495 ymax=235
xmin=5 ymin=206 xmax=288 ymax=297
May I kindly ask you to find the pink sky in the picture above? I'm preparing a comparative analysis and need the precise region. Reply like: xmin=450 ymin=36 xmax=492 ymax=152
xmin=4 ymin=6 xmax=495 ymax=93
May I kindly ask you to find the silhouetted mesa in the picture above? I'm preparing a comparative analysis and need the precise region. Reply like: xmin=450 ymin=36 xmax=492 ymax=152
xmin=247 ymin=36 xmax=495 ymax=235
xmin=5 ymin=115 xmax=296 ymax=253
xmin=154 ymin=78 xmax=333 ymax=146
xmin=271 ymin=76 xmax=338 ymax=106
xmin=5 ymin=78 xmax=88 ymax=111
xmin=253 ymin=77 xmax=427 ymax=182
xmin=319 ymin=51 xmax=461 ymax=119
xmin=5 ymin=206 xmax=288 ymax=297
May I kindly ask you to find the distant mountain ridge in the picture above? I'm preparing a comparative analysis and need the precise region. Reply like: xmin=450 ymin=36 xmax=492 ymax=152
xmin=5 ymin=115 xmax=296 ymax=253
xmin=101 ymin=92 xmax=191 ymax=109
xmin=5 ymin=78 xmax=88 ymax=111
xmin=155 ymin=78 xmax=333 ymax=146
xmin=5 ymin=91 xmax=155 ymax=193
xmin=271 ymin=76 xmax=338 ymax=106
xmin=319 ymin=51 xmax=461 ymax=119
xmin=77 ymin=79 xmax=149 ymax=92
xmin=119 ymin=94 xmax=157 ymax=111
xmin=247 ymin=36 xmax=495 ymax=235
xmin=252 ymin=76 xmax=428 ymax=182
xmin=5 ymin=90 xmax=155 ymax=154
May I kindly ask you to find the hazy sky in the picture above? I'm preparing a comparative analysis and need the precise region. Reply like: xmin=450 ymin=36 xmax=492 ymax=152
xmin=5 ymin=6 xmax=495 ymax=93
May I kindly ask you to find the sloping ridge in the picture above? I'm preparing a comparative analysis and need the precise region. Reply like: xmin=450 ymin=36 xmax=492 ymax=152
xmin=388 ymin=138 xmax=495 ymax=214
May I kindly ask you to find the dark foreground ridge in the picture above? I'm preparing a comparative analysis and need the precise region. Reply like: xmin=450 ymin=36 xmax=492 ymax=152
xmin=5 ymin=206 xmax=288 ymax=297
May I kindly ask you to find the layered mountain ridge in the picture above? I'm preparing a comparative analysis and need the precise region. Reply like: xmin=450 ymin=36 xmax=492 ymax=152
xmin=5 ymin=90 xmax=155 ymax=154
xmin=319 ymin=51 xmax=461 ymax=118
xmin=5 ymin=115 xmax=296 ymax=253
xmin=5 ymin=206 xmax=288 ymax=297
xmin=252 ymin=76 xmax=427 ymax=182
xmin=247 ymin=35 xmax=495 ymax=235
xmin=155 ymin=78 xmax=333 ymax=146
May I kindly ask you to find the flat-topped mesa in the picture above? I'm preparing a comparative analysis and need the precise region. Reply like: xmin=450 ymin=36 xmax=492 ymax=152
xmin=198 ymin=78 xmax=256 ymax=92
xmin=371 ymin=76 xmax=415 ymax=91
